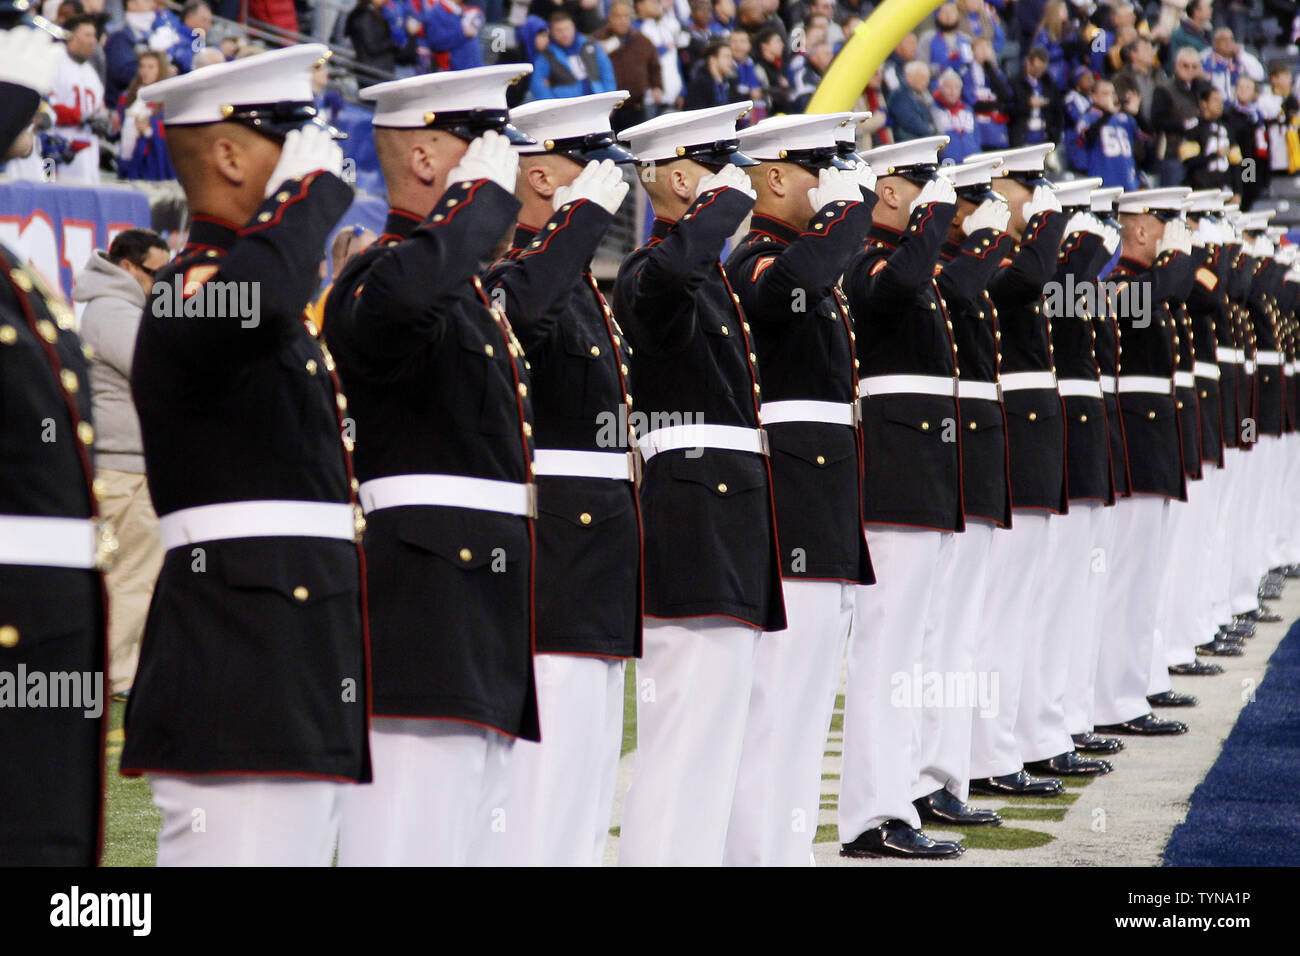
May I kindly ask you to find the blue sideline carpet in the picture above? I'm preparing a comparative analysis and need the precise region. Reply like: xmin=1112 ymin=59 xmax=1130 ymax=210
xmin=1163 ymin=617 xmax=1300 ymax=865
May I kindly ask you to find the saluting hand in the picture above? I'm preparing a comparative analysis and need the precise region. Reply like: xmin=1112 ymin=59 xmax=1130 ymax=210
xmin=265 ymin=124 xmax=345 ymax=198
xmin=0 ymin=25 xmax=61 ymax=97
xmin=696 ymin=163 xmax=757 ymax=201
xmin=1020 ymin=183 xmax=1062 ymax=222
xmin=962 ymin=195 xmax=1010 ymax=235
xmin=806 ymin=166 xmax=863 ymax=214
xmin=908 ymin=173 xmax=956 ymax=214
xmin=447 ymin=129 xmax=519 ymax=193
xmin=554 ymin=158 xmax=630 ymax=215
xmin=854 ymin=162 xmax=877 ymax=195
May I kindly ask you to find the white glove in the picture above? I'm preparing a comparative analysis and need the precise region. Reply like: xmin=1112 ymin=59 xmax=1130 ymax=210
xmin=962 ymin=196 xmax=1010 ymax=235
xmin=1101 ymin=222 xmax=1120 ymax=254
xmin=447 ymin=128 xmax=518 ymax=193
xmin=0 ymin=26 xmax=60 ymax=96
xmin=264 ymin=125 xmax=344 ymax=197
xmin=695 ymin=162 xmax=757 ymax=200
xmin=1157 ymin=218 xmax=1193 ymax=257
xmin=854 ymin=162 xmax=877 ymax=194
xmin=148 ymin=24 xmax=181 ymax=53
xmin=1275 ymin=243 xmax=1296 ymax=266
xmin=1021 ymin=184 xmax=1062 ymax=222
xmin=1064 ymin=211 xmax=1094 ymax=237
xmin=807 ymin=166 xmax=865 ymax=214
xmin=553 ymin=158 xmax=629 ymax=215
xmin=909 ymin=174 xmax=957 ymax=214
xmin=1256 ymin=236 xmax=1276 ymax=259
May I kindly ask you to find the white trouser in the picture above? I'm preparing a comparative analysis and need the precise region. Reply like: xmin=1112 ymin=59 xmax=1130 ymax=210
xmin=1262 ymin=435 xmax=1292 ymax=570
xmin=150 ymin=775 xmax=346 ymax=866
xmin=337 ymin=718 xmax=512 ymax=866
xmin=1286 ymin=436 xmax=1300 ymax=563
xmin=488 ymin=655 xmax=625 ymax=867
xmin=619 ymin=617 xmax=760 ymax=866
xmin=1065 ymin=502 xmax=1117 ymax=735
xmin=840 ymin=527 xmax=955 ymax=838
xmin=916 ymin=519 xmax=994 ymax=801
xmin=724 ymin=579 xmax=854 ymax=867
xmin=1162 ymin=465 xmax=1221 ymax=666
xmin=1095 ymin=495 xmax=1170 ymax=725
xmin=1209 ymin=450 xmax=1240 ymax=626
xmin=969 ymin=512 xmax=1052 ymax=779
xmin=1228 ymin=445 xmax=1265 ymax=614
xmin=1019 ymin=503 xmax=1094 ymax=763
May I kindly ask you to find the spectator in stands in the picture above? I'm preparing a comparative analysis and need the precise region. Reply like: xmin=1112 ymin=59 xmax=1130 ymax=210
xmin=788 ymin=37 xmax=831 ymax=112
xmin=963 ymin=34 xmax=1012 ymax=149
xmin=529 ymin=0 xmax=603 ymax=35
xmin=51 ymin=14 xmax=106 ymax=184
xmin=594 ymin=0 xmax=663 ymax=129
xmin=887 ymin=60 xmax=939 ymax=141
xmin=1170 ymin=0 xmax=1213 ymax=55
xmin=169 ymin=2 xmax=212 ymax=73
xmin=729 ymin=28 xmax=766 ymax=112
xmin=1014 ymin=0 xmax=1046 ymax=50
xmin=681 ymin=0 xmax=725 ymax=80
xmin=1063 ymin=65 xmax=1094 ymax=172
xmin=929 ymin=2 xmax=973 ymax=75
xmin=1203 ymin=28 xmax=1244 ymax=104
xmin=1114 ymin=36 xmax=1158 ymax=122
xmin=752 ymin=24 xmax=792 ymax=113
xmin=804 ymin=0 xmax=843 ymax=47
xmin=530 ymin=10 xmax=616 ymax=99
xmin=881 ymin=31 xmax=918 ymax=96
xmin=308 ymin=226 xmax=378 ymax=330
xmin=785 ymin=16 xmax=826 ymax=85
xmin=1260 ymin=60 xmax=1299 ymax=178
xmin=634 ymin=0 xmax=685 ymax=108
xmin=348 ymin=0 xmax=420 ymax=83
xmin=961 ymin=0 xmax=1004 ymax=55
xmin=1082 ymin=76 xmax=1142 ymax=191
xmin=683 ymin=36 xmax=740 ymax=109
xmin=248 ymin=0 xmax=299 ymax=34
xmin=932 ymin=67 xmax=979 ymax=162
xmin=72 ymin=228 xmax=173 ymax=699
xmin=1151 ymin=45 xmax=1205 ymax=185
xmin=1031 ymin=0 xmax=1080 ymax=91
xmin=713 ymin=0 xmax=736 ymax=31
xmin=1010 ymin=46 xmax=1063 ymax=147
xmin=118 ymin=50 xmax=175 ymax=179
xmin=1183 ymin=85 xmax=1236 ymax=192
xmin=104 ymin=0 xmax=183 ymax=107
xmin=1226 ymin=74 xmax=1269 ymax=207
xmin=424 ymin=1 xmax=487 ymax=72
xmin=737 ymin=0 xmax=788 ymax=52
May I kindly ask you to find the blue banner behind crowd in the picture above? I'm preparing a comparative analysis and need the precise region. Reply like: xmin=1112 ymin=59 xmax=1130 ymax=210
xmin=0 ymin=179 xmax=151 ymax=308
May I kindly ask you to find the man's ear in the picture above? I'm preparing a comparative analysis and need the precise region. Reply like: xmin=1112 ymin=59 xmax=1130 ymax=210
xmin=670 ymin=164 xmax=694 ymax=201
xmin=879 ymin=180 xmax=900 ymax=209
xmin=409 ymin=140 xmax=439 ymax=187
xmin=525 ymin=162 xmax=557 ymax=199
xmin=765 ymin=163 xmax=785 ymax=198
xmin=210 ymin=136 xmax=248 ymax=187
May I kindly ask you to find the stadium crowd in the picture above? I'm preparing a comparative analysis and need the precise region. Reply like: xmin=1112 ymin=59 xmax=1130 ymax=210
xmin=7 ymin=0 xmax=1300 ymax=205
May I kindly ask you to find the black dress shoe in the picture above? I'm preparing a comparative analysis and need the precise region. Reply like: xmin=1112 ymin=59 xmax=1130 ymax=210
xmin=840 ymin=819 xmax=965 ymax=859
xmin=1284 ymin=565 xmax=1300 ymax=579
xmin=1024 ymin=751 xmax=1113 ymax=776
xmin=1148 ymin=690 xmax=1198 ymax=707
xmin=1214 ymin=628 xmax=1246 ymax=644
xmin=1197 ymin=639 xmax=1244 ymax=657
xmin=968 ymin=769 xmax=1064 ymax=797
xmin=913 ymin=788 xmax=1002 ymax=827
xmin=1168 ymin=660 xmax=1223 ymax=676
xmin=1095 ymin=713 xmax=1189 ymax=735
xmin=1072 ymin=731 xmax=1125 ymax=754
xmin=1222 ymin=621 xmax=1255 ymax=638
xmin=1238 ymin=607 xmax=1282 ymax=623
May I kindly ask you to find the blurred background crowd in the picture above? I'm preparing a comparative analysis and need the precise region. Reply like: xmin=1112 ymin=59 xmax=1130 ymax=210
xmin=7 ymin=0 xmax=1300 ymax=209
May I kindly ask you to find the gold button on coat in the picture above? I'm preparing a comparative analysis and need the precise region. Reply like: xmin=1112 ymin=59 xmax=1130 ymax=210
xmin=459 ymin=548 xmax=473 ymax=562
xmin=293 ymin=586 xmax=309 ymax=602
xmin=579 ymin=512 xmax=592 ymax=525
xmin=716 ymin=483 xmax=728 ymax=493
xmin=0 ymin=625 xmax=17 ymax=647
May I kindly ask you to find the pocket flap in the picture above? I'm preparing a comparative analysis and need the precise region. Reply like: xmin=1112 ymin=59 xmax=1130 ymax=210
xmin=394 ymin=507 xmax=518 ymax=570
xmin=668 ymin=452 xmax=768 ymax=496
xmin=771 ymin=429 xmax=857 ymax=466
xmin=215 ymin=538 xmax=357 ymax=604
xmin=538 ymin=480 xmax=634 ymax=527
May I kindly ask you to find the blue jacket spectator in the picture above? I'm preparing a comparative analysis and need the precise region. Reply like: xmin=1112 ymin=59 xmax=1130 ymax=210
xmin=887 ymin=61 xmax=939 ymax=141
xmin=104 ymin=2 xmax=184 ymax=107
xmin=932 ymin=71 xmax=980 ymax=163
xmin=928 ymin=3 xmax=973 ymax=73
xmin=962 ymin=40 xmax=1012 ymax=148
xmin=423 ymin=0 xmax=486 ymax=72
xmin=531 ymin=13 xmax=617 ymax=99
xmin=965 ymin=0 xmax=1005 ymax=54
xmin=169 ymin=2 xmax=214 ymax=74
xmin=1082 ymin=82 xmax=1141 ymax=191
xmin=1063 ymin=67 xmax=1094 ymax=172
